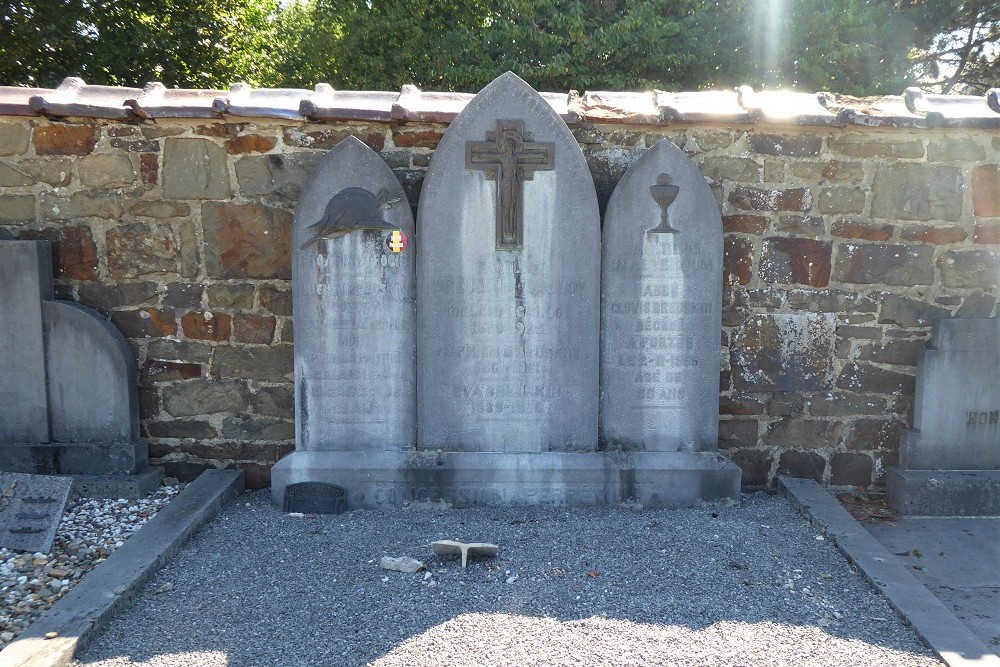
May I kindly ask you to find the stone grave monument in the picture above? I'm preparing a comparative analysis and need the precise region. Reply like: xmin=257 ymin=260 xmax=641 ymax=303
xmin=0 ymin=240 xmax=161 ymax=498
xmin=888 ymin=318 xmax=1000 ymax=515
xmin=271 ymin=73 xmax=739 ymax=509
xmin=0 ymin=472 xmax=72 ymax=553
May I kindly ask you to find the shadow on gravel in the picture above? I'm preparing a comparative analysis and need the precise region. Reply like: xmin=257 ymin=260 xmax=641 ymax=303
xmin=73 ymin=491 xmax=943 ymax=667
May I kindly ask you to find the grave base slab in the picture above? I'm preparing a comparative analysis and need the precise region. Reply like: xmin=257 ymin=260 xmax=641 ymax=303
xmin=69 ymin=466 xmax=165 ymax=500
xmin=271 ymin=450 xmax=740 ymax=509
xmin=0 ymin=440 xmax=148 ymax=476
xmin=887 ymin=468 xmax=1000 ymax=516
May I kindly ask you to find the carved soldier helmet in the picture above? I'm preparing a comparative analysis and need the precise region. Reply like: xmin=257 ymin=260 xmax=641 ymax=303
xmin=304 ymin=187 xmax=401 ymax=247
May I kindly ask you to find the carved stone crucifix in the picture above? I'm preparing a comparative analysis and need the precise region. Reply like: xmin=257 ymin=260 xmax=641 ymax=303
xmin=465 ymin=120 xmax=555 ymax=249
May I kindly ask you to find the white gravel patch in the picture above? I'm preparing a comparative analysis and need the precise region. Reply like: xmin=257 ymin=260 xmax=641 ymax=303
xmin=73 ymin=490 xmax=942 ymax=667
xmin=0 ymin=485 xmax=181 ymax=646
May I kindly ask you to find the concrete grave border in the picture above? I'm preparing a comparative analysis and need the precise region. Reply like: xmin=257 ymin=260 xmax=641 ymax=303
xmin=0 ymin=469 xmax=244 ymax=667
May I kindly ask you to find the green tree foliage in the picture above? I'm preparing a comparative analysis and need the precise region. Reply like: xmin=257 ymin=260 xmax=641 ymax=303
xmin=0 ymin=0 xmax=282 ymax=88
xmin=909 ymin=0 xmax=999 ymax=93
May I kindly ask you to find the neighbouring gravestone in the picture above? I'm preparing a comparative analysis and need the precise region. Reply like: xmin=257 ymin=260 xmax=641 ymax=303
xmin=417 ymin=72 xmax=600 ymax=454
xmin=0 ymin=472 xmax=72 ymax=553
xmin=0 ymin=240 xmax=161 ymax=498
xmin=888 ymin=318 xmax=1000 ymax=515
xmin=270 ymin=136 xmax=416 ymax=510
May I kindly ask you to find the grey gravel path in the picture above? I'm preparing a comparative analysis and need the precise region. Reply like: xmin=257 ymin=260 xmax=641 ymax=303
xmin=73 ymin=490 xmax=941 ymax=667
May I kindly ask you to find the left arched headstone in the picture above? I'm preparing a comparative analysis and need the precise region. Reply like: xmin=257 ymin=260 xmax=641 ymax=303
xmin=0 ymin=240 xmax=157 ymax=496
xmin=271 ymin=137 xmax=416 ymax=511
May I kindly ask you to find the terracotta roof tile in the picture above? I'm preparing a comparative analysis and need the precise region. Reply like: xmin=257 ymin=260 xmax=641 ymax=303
xmin=300 ymin=84 xmax=397 ymax=122
xmin=0 ymin=87 xmax=51 ymax=116
xmin=29 ymin=78 xmax=140 ymax=119
xmin=124 ymin=82 xmax=224 ymax=119
xmin=212 ymin=83 xmax=310 ymax=120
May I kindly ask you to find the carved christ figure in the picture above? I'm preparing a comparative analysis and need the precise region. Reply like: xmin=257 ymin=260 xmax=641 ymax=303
xmin=466 ymin=120 xmax=555 ymax=249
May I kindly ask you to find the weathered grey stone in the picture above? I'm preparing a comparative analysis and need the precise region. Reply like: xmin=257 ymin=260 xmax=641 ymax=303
xmin=79 ymin=154 xmax=136 ymax=188
xmin=748 ymin=133 xmax=822 ymax=157
xmin=729 ymin=449 xmax=772 ymax=487
xmin=290 ymin=136 xmax=416 ymax=452
xmin=718 ymin=420 xmax=758 ymax=449
xmin=830 ymin=452 xmax=872 ymax=486
xmin=828 ymin=135 xmax=923 ymax=159
xmin=857 ymin=339 xmax=924 ymax=366
xmin=212 ymin=345 xmax=293 ymax=383
xmin=206 ymin=283 xmax=256 ymax=310
xmin=107 ymin=222 xmax=179 ymax=278
xmin=17 ymin=158 xmax=72 ymax=186
xmin=146 ymin=419 xmax=217 ymax=439
xmin=78 ymin=282 xmax=160 ymax=310
xmin=0 ymin=162 xmax=32 ymax=186
xmin=764 ymin=418 xmax=843 ymax=449
xmin=927 ymin=137 xmax=986 ymax=162
xmin=0 ymin=123 xmax=30 ymax=156
xmin=418 ymin=72 xmax=600 ymax=453
xmin=871 ymin=164 xmax=962 ymax=221
xmin=786 ymin=288 xmax=877 ymax=313
xmin=818 ymin=187 xmax=866 ymax=214
xmin=162 ymin=138 xmax=231 ymax=200
xmin=252 ymin=385 xmax=294 ymax=418
xmin=40 ymin=190 xmax=123 ymax=220
xmin=146 ymin=339 xmax=214 ymax=364
xmin=774 ymin=215 xmax=826 ymax=237
xmin=836 ymin=362 xmax=915 ymax=395
xmin=788 ymin=160 xmax=863 ymax=183
xmin=699 ymin=156 xmax=761 ymax=182
xmin=601 ymin=139 xmax=723 ymax=452
xmin=834 ymin=243 xmax=934 ymax=286
xmin=222 ymin=415 xmax=294 ymax=440
xmin=0 ymin=242 xmax=51 ymax=444
xmin=878 ymin=293 xmax=951 ymax=327
xmin=128 ymin=200 xmax=190 ymax=219
xmin=162 ymin=379 xmax=250 ymax=417
xmin=202 ymin=203 xmax=291 ymax=280
xmin=162 ymin=282 xmax=204 ymax=308
xmin=730 ymin=313 xmax=836 ymax=391
xmin=0 ymin=195 xmax=35 ymax=222
xmin=758 ymin=237 xmax=831 ymax=287
xmin=938 ymin=250 xmax=1000 ymax=289
xmin=235 ymin=152 xmax=322 ymax=200
xmin=768 ymin=393 xmax=804 ymax=416
xmin=899 ymin=319 xmax=1000 ymax=470
xmin=777 ymin=450 xmax=826 ymax=482
xmin=957 ymin=293 xmax=996 ymax=319
xmin=847 ymin=418 xmax=904 ymax=451
xmin=806 ymin=392 xmax=887 ymax=417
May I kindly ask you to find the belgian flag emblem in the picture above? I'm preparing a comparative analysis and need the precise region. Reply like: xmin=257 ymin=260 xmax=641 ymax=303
xmin=386 ymin=230 xmax=408 ymax=253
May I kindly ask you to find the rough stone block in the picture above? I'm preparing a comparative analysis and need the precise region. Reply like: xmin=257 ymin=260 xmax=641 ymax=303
xmin=181 ymin=311 xmax=232 ymax=341
xmin=107 ymin=222 xmax=179 ymax=278
xmin=718 ymin=420 xmax=758 ymax=449
xmin=221 ymin=415 xmax=294 ymax=440
xmin=730 ymin=449 xmax=772 ymax=487
xmin=41 ymin=190 xmax=123 ymax=220
xmin=818 ymin=188 xmax=866 ymax=214
xmin=788 ymin=160 xmax=863 ymax=183
xmin=146 ymin=339 xmax=213 ymax=364
xmin=759 ymin=237 xmax=831 ymax=287
xmin=224 ymin=135 xmax=277 ymax=154
xmin=878 ymin=294 xmax=951 ymax=327
xmin=927 ymin=137 xmax=985 ymax=162
xmin=871 ymin=164 xmax=962 ymax=221
xmin=836 ymin=362 xmax=914 ymax=395
xmin=806 ymin=392 xmax=886 ymax=417
xmin=251 ymin=385 xmax=294 ymax=418
xmin=723 ymin=215 xmax=768 ymax=234
xmin=899 ymin=225 xmax=967 ymax=245
xmin=232 ymin=314 xmax=276 ymax=344
xmin=765 ymin=418 xmax=842 ymax=449
xmin=0 ymin=162 xmax=33 ymax=186
xmin=831 ymin=220 xmax=893 ymax=241
xmin=110 ymin=308 xmax=177 ymax=338
xmin=234 ymin=153 xmax=322 ymax=201
xmin=956 ymin=293 xmax=996 ymax=318
xmin=129 ymin=201 xmax=190 ymax=219
xmin=33 ymin=125 xmax=98 ymax=156
xmin=830 ymin=452 xmax=872 ymax=486
xmin=846 ymin=419 xmax=904 ymax=451
xmin=202 ymin=203 xmax=291 ymax=279
xmin=78 ymin=282 xmax=159 ymax=310
xmin=857 ymin=339 xmax=924 ymax=366
xmin=731 ymin=313 xmax=835 ymax=391
xmin=828 ymin=135 xmax=922 ymax=159
xmin=162 ymin=138 xmax=231 ymax=200
xmin=777 ymin=450 xmax=826 ymax=482
xmin=834 ymin=243 xmax=934 ymax=285
xmin=162 ymin=379 xmax=250 ymax=417
xmin=974 ymin=223 xmax=1000 ymax=244
xmin=0 ymin=195 xmax=35 ymax=222
xmin=206 ymin=283 xmax=256 ymax=310
xmin=146 ymin=419 xmax=217 ymax=439
xmin=212 ymin=345 xmax=293 ymax=382
xmin=0 ymin=122 xmax=30 ymax=155
xmin=79 ymin=154 xmax=136 ymax=188
xmin=972 ymin=165 xmax=1000 ymax=217
xmin=17 ymin=158 xmax=72 ymax=186
xmin=748 ymin=133 xmax=821 ymax=157
xmin=723 ymin=236 xmax=753 ymax=286
xmin=700 ymin=156 xmax=761 ymax=182
xmin=774 ymin=215 xmax=825 ymax=237
xmin=937 ymin=250 xmax=1000 ymax=288
xmin=257 ymin=285 xmax=291 ymax=315
xmin=282 ymin=127 xmax=384 ymax=151
xmin=140 ymin=153 xmax=158 ymax=185
xmin=391 ymin=129 xmax=444 ymax=148
xmin=768 ymin=393 xmax=804 ymax=416
xmin=729 ymin=186 xmax=812 ymax=212
xmin=719 ymin=394 xmax=767 ymax=416
xmin=139 ymin=360 xmax=201 ymax=382
xmin=163 ymin=283 xmax=204 ymax=308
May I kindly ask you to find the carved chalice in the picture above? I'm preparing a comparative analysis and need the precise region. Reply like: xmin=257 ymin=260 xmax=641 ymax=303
xmin=649 ymin=173 xmax=680 ymax=234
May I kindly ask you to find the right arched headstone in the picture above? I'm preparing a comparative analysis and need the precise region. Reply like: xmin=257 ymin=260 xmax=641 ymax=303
xmin=601 ymin=139 xmax=723 ymax=452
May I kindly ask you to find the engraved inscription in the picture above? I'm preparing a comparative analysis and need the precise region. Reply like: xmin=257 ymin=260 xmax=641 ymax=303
xmin=466 ymin=120 xmax=555 ymax=249
xmin=967 ymin=410 xmax=1000 ymax=425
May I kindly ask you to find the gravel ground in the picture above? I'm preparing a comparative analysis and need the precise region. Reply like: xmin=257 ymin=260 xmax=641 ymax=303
xmin=0 ymin=484 xmax=181 ymax=648
xmin=75 ymin=490 xmax=942 ymax=667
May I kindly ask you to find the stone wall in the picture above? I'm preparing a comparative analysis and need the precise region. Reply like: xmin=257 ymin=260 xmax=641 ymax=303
xmin=0 ymin=114 xmax=998 ymax=489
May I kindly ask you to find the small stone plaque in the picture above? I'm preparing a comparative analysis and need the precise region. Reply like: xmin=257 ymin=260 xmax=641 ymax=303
xmin=283 ymin=482 xmax=347 ymax=514
xmin=0 ymin=473 xmax=72 ymax=553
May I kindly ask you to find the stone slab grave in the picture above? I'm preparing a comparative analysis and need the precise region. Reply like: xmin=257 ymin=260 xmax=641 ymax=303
xmin=888 ymin=318 xmax=1000 ymax=515
xmin=0 ymin=240 xmax=162 ymax=498
xmin=271 ymin=72 xmax=739 ymax=510
xmin=0 ymin=472 xmax=72 ymax=553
